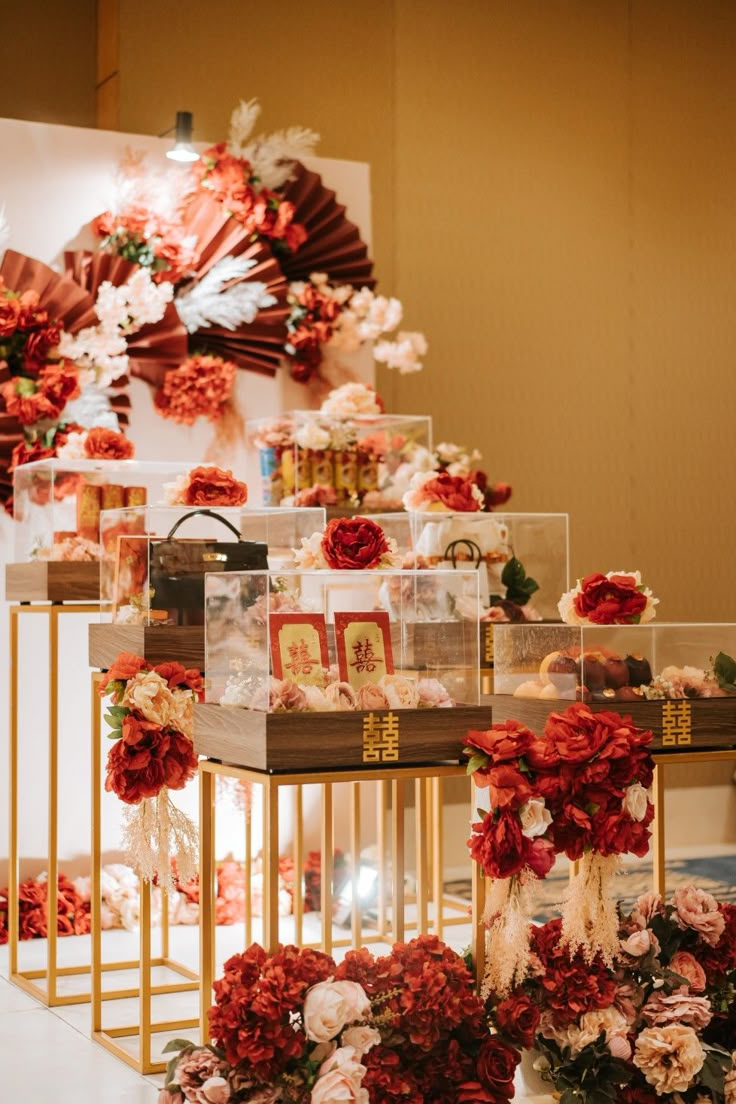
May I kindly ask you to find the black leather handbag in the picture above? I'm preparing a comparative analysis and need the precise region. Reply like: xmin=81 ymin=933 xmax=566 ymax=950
xmin=150 ymin=508 xmax=268 ymax=621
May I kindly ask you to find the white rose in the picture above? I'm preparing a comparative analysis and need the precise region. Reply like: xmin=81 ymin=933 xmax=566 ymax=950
xmin=518 ymin=797 xmax=552 ymax=838
xmin=295 ymin=422 xmax=332 ymax=451
xmin=304 ymin=981 xmax=370 ymax=1043
xmin=623 ymin=782 xmax=650 ymax=822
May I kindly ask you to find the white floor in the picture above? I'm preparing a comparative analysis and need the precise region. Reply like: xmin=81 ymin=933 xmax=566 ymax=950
xmin=2 ymin=844 xmax=733 ymax=1104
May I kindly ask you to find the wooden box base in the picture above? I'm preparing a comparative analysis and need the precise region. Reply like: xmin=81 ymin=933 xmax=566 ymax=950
xmin=5 ymin=561 xmax=100 ymax=602
xmin=88 ymin=623 xmax=205 ymax=670
xmin=489 ymin=694 xmax=736 ymax=752
xmin=194 ymin=701 xmax=491 ymax=772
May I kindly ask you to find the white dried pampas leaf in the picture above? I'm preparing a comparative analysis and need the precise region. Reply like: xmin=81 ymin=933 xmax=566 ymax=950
xmin=244 ymin=126 xmax=321 ymax=190
xmin=175 ymin=255 xmax=277 ymax=332
xmin=228 ymin=98 xmax=262 ymax=154
xmin=0 ymin=205 xmax=9 ymax=253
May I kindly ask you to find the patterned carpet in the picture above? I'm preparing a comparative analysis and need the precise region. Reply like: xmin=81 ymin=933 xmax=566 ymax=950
xmin=445 ymin=852 xmax=736 ymax=922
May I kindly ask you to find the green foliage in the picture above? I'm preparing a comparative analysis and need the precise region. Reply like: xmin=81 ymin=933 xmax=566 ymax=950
xmin=492 ymin=556 xmax=540 ymax=607
xmin=714 ymin=651 xmax=736 ymax=693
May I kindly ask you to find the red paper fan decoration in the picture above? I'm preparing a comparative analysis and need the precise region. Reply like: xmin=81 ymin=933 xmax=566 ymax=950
xmin=63 ymin=249 xmax=139 ymax=301
xmin=176 ymin=192 xmax=290 ymax=377
xmin=278 ymin=163 xmax=375 ymax=289
xmin=1 ymin=249 xmax=98 ymax=334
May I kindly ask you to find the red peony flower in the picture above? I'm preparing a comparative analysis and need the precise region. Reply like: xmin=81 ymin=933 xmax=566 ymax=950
xmin=154 ymin=355 xmax=237 ymax=424
xmin=320 ymin=515 xmax=391 ymax=570
xmin=104 ymin=712 xmax=197 ymax=804
xmin=179 ymin=465 xmax=248 ymax=506
xmin=8 ymin=439 xmax=55 ymax=473
xmin=486 ymin=481 xmax=513 ymax=508
xmin=84 ymin=426 xmax=135 ymax=460
xmin=468 ymin=808 xmax=528 ymax=879
xmin=37 ymin=360 xmax=80 ymax=408
xmin=494 ymin=991 xmax=541 ymax=1048
xmin=154 ymin=661 xmax=205 ymax=699
xmin=23 ymin=324 xmax=63 ymax=370
xmin=419 ymin=472 xmax=482 ymax=512
xmin=465 ymin=720 xmax=536 ymax=763
xmin=1 ymin=382 xmax=58 ymax=425
xmin=573 ymin=572 xmax=648 ymax=625
xmin=0 ymin=294 xmax=21 ymax=336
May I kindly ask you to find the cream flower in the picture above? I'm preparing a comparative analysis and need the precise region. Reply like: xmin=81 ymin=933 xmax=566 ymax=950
xmin=518 ymin=797 xmax=552 ymax=839
xmin=295 ymin=421 xmax=332 ymax=451
xmin=724 ymin=1056 xmax=736 ymax=1104
xmin=633 ymin=1024 xmax=705 ymax=1094
xmin=293 ymin=531 xmax=328 ymax=569
xmin=320 ymin=382 xmax=381 ymax=419
xmin=380 ymin=674 xmax=419 ymax=710
xmin=355 ymin=682 xmax=390 ymax=710
xmin=122 ymin=670 xmax=179 ymax=726
xmin=324 ymin=681 xmax=357 ymax=711
xmin=623 ymin=782 xmax=650 ymax=822
xmin=641 ymin=988 xmax=712 ymax=1030
xmin=341 ymin=1025 xmax=381 ymax=1056
xmin=312 ymin=1046 xmax=368 ymax=1104
xmin=304 ymin=981 xmax=370 ymax=1043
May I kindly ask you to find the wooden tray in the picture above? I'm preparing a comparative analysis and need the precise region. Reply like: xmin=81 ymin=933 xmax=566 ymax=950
xmin=5 ymin=561 xmax=100 ymax=602
xmin=89 ymin=623 xmax=205 ymax=669
xmin=489 ymin=694 xmax=736 ymax=752
xmin=194 ymin=702 xmax=492 ymax=773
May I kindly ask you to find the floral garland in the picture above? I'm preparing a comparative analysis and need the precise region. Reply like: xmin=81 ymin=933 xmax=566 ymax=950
xmin=487 ymin=888 xmax=736 ymax=1103
xmin=464 ymin=702 xmax=654 ymax=995
xmin=160 ymin=935 xmax=520 ymax=1104
xmin=99 ymin=651 xmax=204 ymax=889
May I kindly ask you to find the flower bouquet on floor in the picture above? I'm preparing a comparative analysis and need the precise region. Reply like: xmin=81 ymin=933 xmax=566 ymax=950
xmin=485 ymin=887 xmax=736 ymax=1103
xmin=160 ymin=935 xmax=520 ymax=1104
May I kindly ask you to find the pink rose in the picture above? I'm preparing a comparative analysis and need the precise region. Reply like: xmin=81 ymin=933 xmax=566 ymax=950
xmin=272 ymin=679 xmax=308 ymax=712
xmin=641 ymin=988 xmax=713 ymax=1031
xmin=341 ymin=1025 xmax=381 ymax=1056
xmin=631 ymin=892 xmax=664 ymax=926
xmin=198 ymin=1078 xmax=231 ymax=1104
xmin=416 ymin=677 xmax=454 ymax=707
xmin=673 ymin=885 xmax=726 ymax=945
xmin=670 ymin=950 xmax=707 ymax=992
xmin=324 ymin=681 xmax=357 ymax=711
xmin=355 ymin=682 xmax=390 ymax=710
xmin=312 ymin=1046 xmax=367 ymax=1104
xmin=620 ymin=929 xmax=659 ymax=957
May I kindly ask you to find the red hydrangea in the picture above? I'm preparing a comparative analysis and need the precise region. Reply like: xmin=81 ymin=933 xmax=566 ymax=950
xmin=530 ymin=919 xmax=617 ymax=1026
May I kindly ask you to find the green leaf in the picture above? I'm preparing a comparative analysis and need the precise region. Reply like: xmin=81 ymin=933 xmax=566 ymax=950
xmin=714 ymin=650 xmax=736 ymax=690
xmin=162 ymin=1037 xmax=195 ymax=1055
xmin=500 ymin=556 xmax=540 ymax=605
xmin=465 ymin=753 xmax=488 ymax=776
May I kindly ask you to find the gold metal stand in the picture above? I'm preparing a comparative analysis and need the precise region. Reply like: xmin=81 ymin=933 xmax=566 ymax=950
xmin=90 ymin=671 xmax=199 ymax=1074
xmin=8 ymin=602 xmax=99 ymax=1006
xmin=199 ymin=759 xmax=476 ymax=1043
xmin=651 ymin=747 xmax=736 ymax=895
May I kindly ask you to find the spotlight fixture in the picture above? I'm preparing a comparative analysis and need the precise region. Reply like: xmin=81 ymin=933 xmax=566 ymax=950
xmin=165 ymin=111 xmax=199 ymax=163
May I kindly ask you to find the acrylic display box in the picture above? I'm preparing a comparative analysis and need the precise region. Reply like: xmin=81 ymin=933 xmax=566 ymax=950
xmin=408 ymin=511 xmax=569 ymax=621
xmin=196 ymin=567 xmax=489 ymax=771
xmin=490 ymin=621 xmax=736 ymax=751
xmin=247 ymin=411 xmax=432 ymax=509
xmin=12 ymin=458 xmax=192 ymax=563
xmin=90 ymin=505 xmax=325 ymax=670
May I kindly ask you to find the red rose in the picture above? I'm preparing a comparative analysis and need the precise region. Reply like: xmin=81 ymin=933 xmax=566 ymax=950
xmin=573 ymin=572 xmax=648 ymax=624
xmin=182 ymin=465 xmax=248 ymax=506
xmin=84 ymin=426 xmax=135 ymax=460
xmin=495 ymin=991 xmax=541 ymax=1047
xmin=524 ymin=836 xmax=556 ymax=877
xmin=320 ymin=515 xmax=391 ymax=569
xmin=476 ymin=1036 xmax=519 ymax=1097
xmin=456 ymin=1081 xmax=506 ymax=1103
xmin=420 ymin=472 xmax=482 ymax=512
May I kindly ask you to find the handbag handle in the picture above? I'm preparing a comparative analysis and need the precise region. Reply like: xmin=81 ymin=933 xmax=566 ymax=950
xmin=165 ymin=508 xmax=243 ymax=541
xmin=443 ymin=538 xmax=483 ymax=570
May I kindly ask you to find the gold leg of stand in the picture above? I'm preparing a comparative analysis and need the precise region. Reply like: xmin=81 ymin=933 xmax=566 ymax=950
xmin=10 ymin=604 xmax=99 ymax=1006
xmin=391 ymin=779 xmax=405 ymax=942
xmin=350 ymin=782 xmax=362 ymax=949
xmin=91 ymin=671 xmax=103 ymax=1036
xmin=293 ymin=786 xmax=304 ymax=946
xmin=321 ymin=783 xmax=334 ymax=954
xmin=200 ymin=762 xmax=215 ymax=1044
xmin=431 ymin=776 xmax=443 ymax=939
xmin=376 ymin=781 xmax=388 ymax=937
xmin=652 ymin=761 xmax=666 ymax=896
xmin=415 ymin=778 xmax=428 ymax=934
xmin=262 ymin=775 xmax=280 ymax=952
xmin=8 ymin=607 xmax=19 ymax=980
